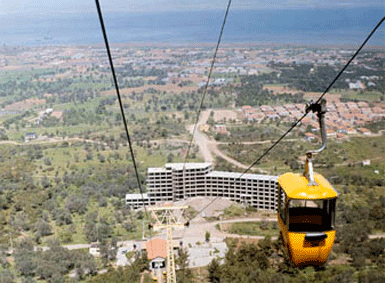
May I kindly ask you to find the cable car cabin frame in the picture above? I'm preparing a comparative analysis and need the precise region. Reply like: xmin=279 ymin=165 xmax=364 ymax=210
xmin=277 ymin=99 xmax=339 ymax=267
xmin=278 ymin=172 xmax=338 ymax=267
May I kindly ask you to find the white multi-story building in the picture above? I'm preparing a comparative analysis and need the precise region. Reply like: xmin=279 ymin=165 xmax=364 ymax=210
xmin=125 ymin=193 xmax=151 ymax=210
xmin=126 ymin=163 xmax=278 ymax=211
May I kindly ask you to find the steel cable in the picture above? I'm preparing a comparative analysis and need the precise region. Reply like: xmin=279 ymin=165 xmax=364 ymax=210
xmin=94 ymin=0 xmax=155 ymax=254
xmin=187 ymin=15 xmax=385 ymax=222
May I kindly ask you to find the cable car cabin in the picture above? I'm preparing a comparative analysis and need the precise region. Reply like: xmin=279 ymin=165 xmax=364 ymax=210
xmin=278 ymin=172 xmax=338 ymax=267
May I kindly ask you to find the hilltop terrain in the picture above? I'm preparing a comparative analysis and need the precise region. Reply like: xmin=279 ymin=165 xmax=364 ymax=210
xmin=0 ymin=44 xmax=384 ymax=282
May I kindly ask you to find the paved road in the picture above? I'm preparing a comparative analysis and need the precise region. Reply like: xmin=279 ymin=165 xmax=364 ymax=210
xmin=116 ymin=245 xmax=132 ymax=266
xmin=29 ymin=215 xmax=385 ymax=270
xmin=208 ymin=141 xmax=249 ymax=169
xmin=174 ymin=217 xmax=277 ymax=240
xmin=213 ymin=138 xmax=299 ymax=145
xmin=187 ymin=109 xmax=269 ymax=172
xmin=187 ymin=110 xmax=214 ymax=163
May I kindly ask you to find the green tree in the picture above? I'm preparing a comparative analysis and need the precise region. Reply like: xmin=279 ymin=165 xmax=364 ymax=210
xmin=176 ymin=248 xmax=193 ymax=283
xmin=14 ymin=238 xmax=36 ymax=277
xmin=99 ymin=238 xmax=117 ymax=267
xmin=84 ymin=221 xmax=97 ymax=243
xmin=0 ymin=269 xmax=15 ymax=283
xmin=65 ymin=194 xmax=87 ymax=215
xmin=35 ymin=219 xmax=52 ymax=239
xmin=205 ymin=231 xmax=211 ymax=243
xmin=207 ymin=258 xmax=221 ymax=283
xmin=53 ymin=208 xmax=73 ymax=226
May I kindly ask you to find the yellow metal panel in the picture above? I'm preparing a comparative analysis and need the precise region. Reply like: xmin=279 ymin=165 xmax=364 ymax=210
xmin=287 ymin=230 xmax=335 ymax=267
xmin=278 ymin=215 xmax=289 ymax=243
xmin=278 ymin=211 xmax=335 ymax=266
xmin=278 ymin=172 xmax=338 ymax=200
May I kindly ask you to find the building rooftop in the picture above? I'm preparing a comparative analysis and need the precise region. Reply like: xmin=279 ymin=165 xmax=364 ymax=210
xmin=126 ymin=193 xmax=148 ymax=200
xmin=148 ymin=162 xmax=213 ymax=173
xmin=147 ymin=167 xmax=168 ymax=173
xmin=207 ymin=171 xmax=278 ymax=181
xmin=146 ymin=238 xmax=167 ymax=260
xmin=166 ymin=162 xmax=212 ymax=170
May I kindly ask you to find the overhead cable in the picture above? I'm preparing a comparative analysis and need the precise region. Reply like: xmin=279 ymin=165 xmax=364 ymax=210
xmin=94 ymin=0 xmax=152 ymax=230
xmin=183 ymin=0 xmax=232 ymax=166
xmin=238 ymin=15 xmax=385 ymax=178
xmin=188 ymin=15 xmax=385 ymax=222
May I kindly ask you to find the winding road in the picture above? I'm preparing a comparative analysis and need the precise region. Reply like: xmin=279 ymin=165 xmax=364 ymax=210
xmin=187 ymin=109 xmax=268 ymax=171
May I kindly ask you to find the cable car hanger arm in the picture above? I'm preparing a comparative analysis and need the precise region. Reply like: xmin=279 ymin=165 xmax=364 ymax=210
xmin=304 ymin=99 xmax=327 ymax=186
xmin=305 ymin=99 xmax=327 ymax=155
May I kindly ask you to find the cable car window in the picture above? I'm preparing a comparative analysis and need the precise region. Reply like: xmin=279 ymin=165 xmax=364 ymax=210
xmin=288 ymin=198 xmax=336 ymax=232
xmin=289 ymin=199 xmax=324 ymax=209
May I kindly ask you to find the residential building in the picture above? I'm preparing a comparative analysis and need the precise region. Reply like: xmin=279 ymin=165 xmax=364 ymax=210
xmin=126 ymin=193 xmax=151 ymax=209
xmin=89 ymin=242 xmax=101 ymax=257
xmin=25 ymin=132 xmax=38 ymax=142
xmin=127 ymin=163 xmax=278 ymax=211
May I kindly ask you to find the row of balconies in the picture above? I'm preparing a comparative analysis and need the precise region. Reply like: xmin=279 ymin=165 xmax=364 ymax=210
xmin=208 ymin=178 xmax=275 ymax=183
xmin=147 ymin=177 xmax=277 ymax=186
xmin=177 ymin=188 xmax=277 ymax=195
xmin=127 ymin=195 xmax=277 ymax=211
xmin=150 ymin=193 xmax=173 ymax=197
xmin=172 ymin=171 xmax=210 ymax=176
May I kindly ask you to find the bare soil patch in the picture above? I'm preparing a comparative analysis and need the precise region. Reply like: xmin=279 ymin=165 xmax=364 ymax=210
xmin=104 ymin=84 xmax=198 ymax=95
xmin=265 ymin=85 xmax=341 ymax=103
xmin=303 ymin=92 xmax=341 ymax=102
xmin=212 ymin=110 xmax=239 ymax=122
xmin=264 ymin=85 xmax=294 ymax=93
xmin=4 ymin=98 xmax=46 ymax=110
xmin=175 ymin=197 xmax=236 ymax=218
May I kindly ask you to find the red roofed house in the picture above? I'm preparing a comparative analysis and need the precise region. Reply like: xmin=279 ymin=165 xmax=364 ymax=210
xmin=305 ymin=132 xmax=318 ymax=142
xmin=346 ymin=128 xmax=357 ymax=135
xmin=326 ymin=129 xmax=337 ymax=138
xmin=146 ymin=238 xmax=167 ymax=270
xmin=359 ymin=128 xmax=371 ymax=136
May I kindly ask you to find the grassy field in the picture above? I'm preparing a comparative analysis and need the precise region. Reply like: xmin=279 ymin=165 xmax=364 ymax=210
xmin=336 ymin=89 xmax=384 ymax=102
xmin=218 ymin=132 xmax=385 ymax=176
xmin=220 ymin=221 xmax=279 ymax=237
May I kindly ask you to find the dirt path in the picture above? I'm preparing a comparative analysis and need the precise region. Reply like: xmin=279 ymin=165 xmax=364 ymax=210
xmin=187 ymin=109 xmax=270 ymax=172
xmin=187 ymin=110 xmax=215 ymax=163
xmin=176 ymin=215 xmax=385 ymax=243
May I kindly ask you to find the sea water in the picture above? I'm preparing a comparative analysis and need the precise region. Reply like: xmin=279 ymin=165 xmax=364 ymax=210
xmin=0 ymin=7 xmax=384 ymax=46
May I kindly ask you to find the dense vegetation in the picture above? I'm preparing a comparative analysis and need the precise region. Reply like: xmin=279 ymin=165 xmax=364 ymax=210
xmin=264 ymin=56 xmax=385 ymax=94
xmin=0 ymin=45 xmax=383 ymax=281
xmin=206 ymin=236 xmax=385 ymax=283
xmin=234 ymin=75 xmax=305 ymax=106
xmin=78 ymin=228 xmax=385 ymax=283
xmin=12 ymin=238 xmax=98 ymax=282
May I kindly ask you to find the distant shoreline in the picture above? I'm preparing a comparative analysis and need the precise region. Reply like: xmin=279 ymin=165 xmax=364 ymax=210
xmin=1 ymin=8 xmax=384 ymax=47
xmin=2 ymin=42 xmax=384 ymax=50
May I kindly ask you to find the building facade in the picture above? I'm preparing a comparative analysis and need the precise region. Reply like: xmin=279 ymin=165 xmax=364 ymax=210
xmin=125 ymin=193 xmax=151 ymax=210
xmin=126 ymin=163 xmax=278 ymax=211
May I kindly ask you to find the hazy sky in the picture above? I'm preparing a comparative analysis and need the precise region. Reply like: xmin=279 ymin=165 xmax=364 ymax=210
xmin=1 ymin=0 xmax=384 ymax=15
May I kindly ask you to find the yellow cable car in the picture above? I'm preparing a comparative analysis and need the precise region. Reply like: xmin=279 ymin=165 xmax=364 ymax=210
xmin=278 ymin=100 xmax=339 ymax=267
xmin=153 ymin=277 xmax=158 ymax=283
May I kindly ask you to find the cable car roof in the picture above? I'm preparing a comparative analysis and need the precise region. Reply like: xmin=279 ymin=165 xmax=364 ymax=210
xmin=278 ymin=172 xmax=338 ymax=200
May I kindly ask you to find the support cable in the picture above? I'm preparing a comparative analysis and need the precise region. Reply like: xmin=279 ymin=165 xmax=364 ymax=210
xmin=183 ymin=0 xmax=232 ymax=165
xmin=313 ymin=16 xmax=385 ymax=105
xmin=94 ymin=0 xmax=154 ymax=245
xmin=181 ymin=0 xmax=232 ymax=231
xmin=239 ymin=15 xmax=385 ymax=178
xmin=187 ymin=15 xmax=385 ymax=222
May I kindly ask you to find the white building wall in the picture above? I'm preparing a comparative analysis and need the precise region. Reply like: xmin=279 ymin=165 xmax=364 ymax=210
xmin=127 ymin=163 xmax=278 ymax=211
